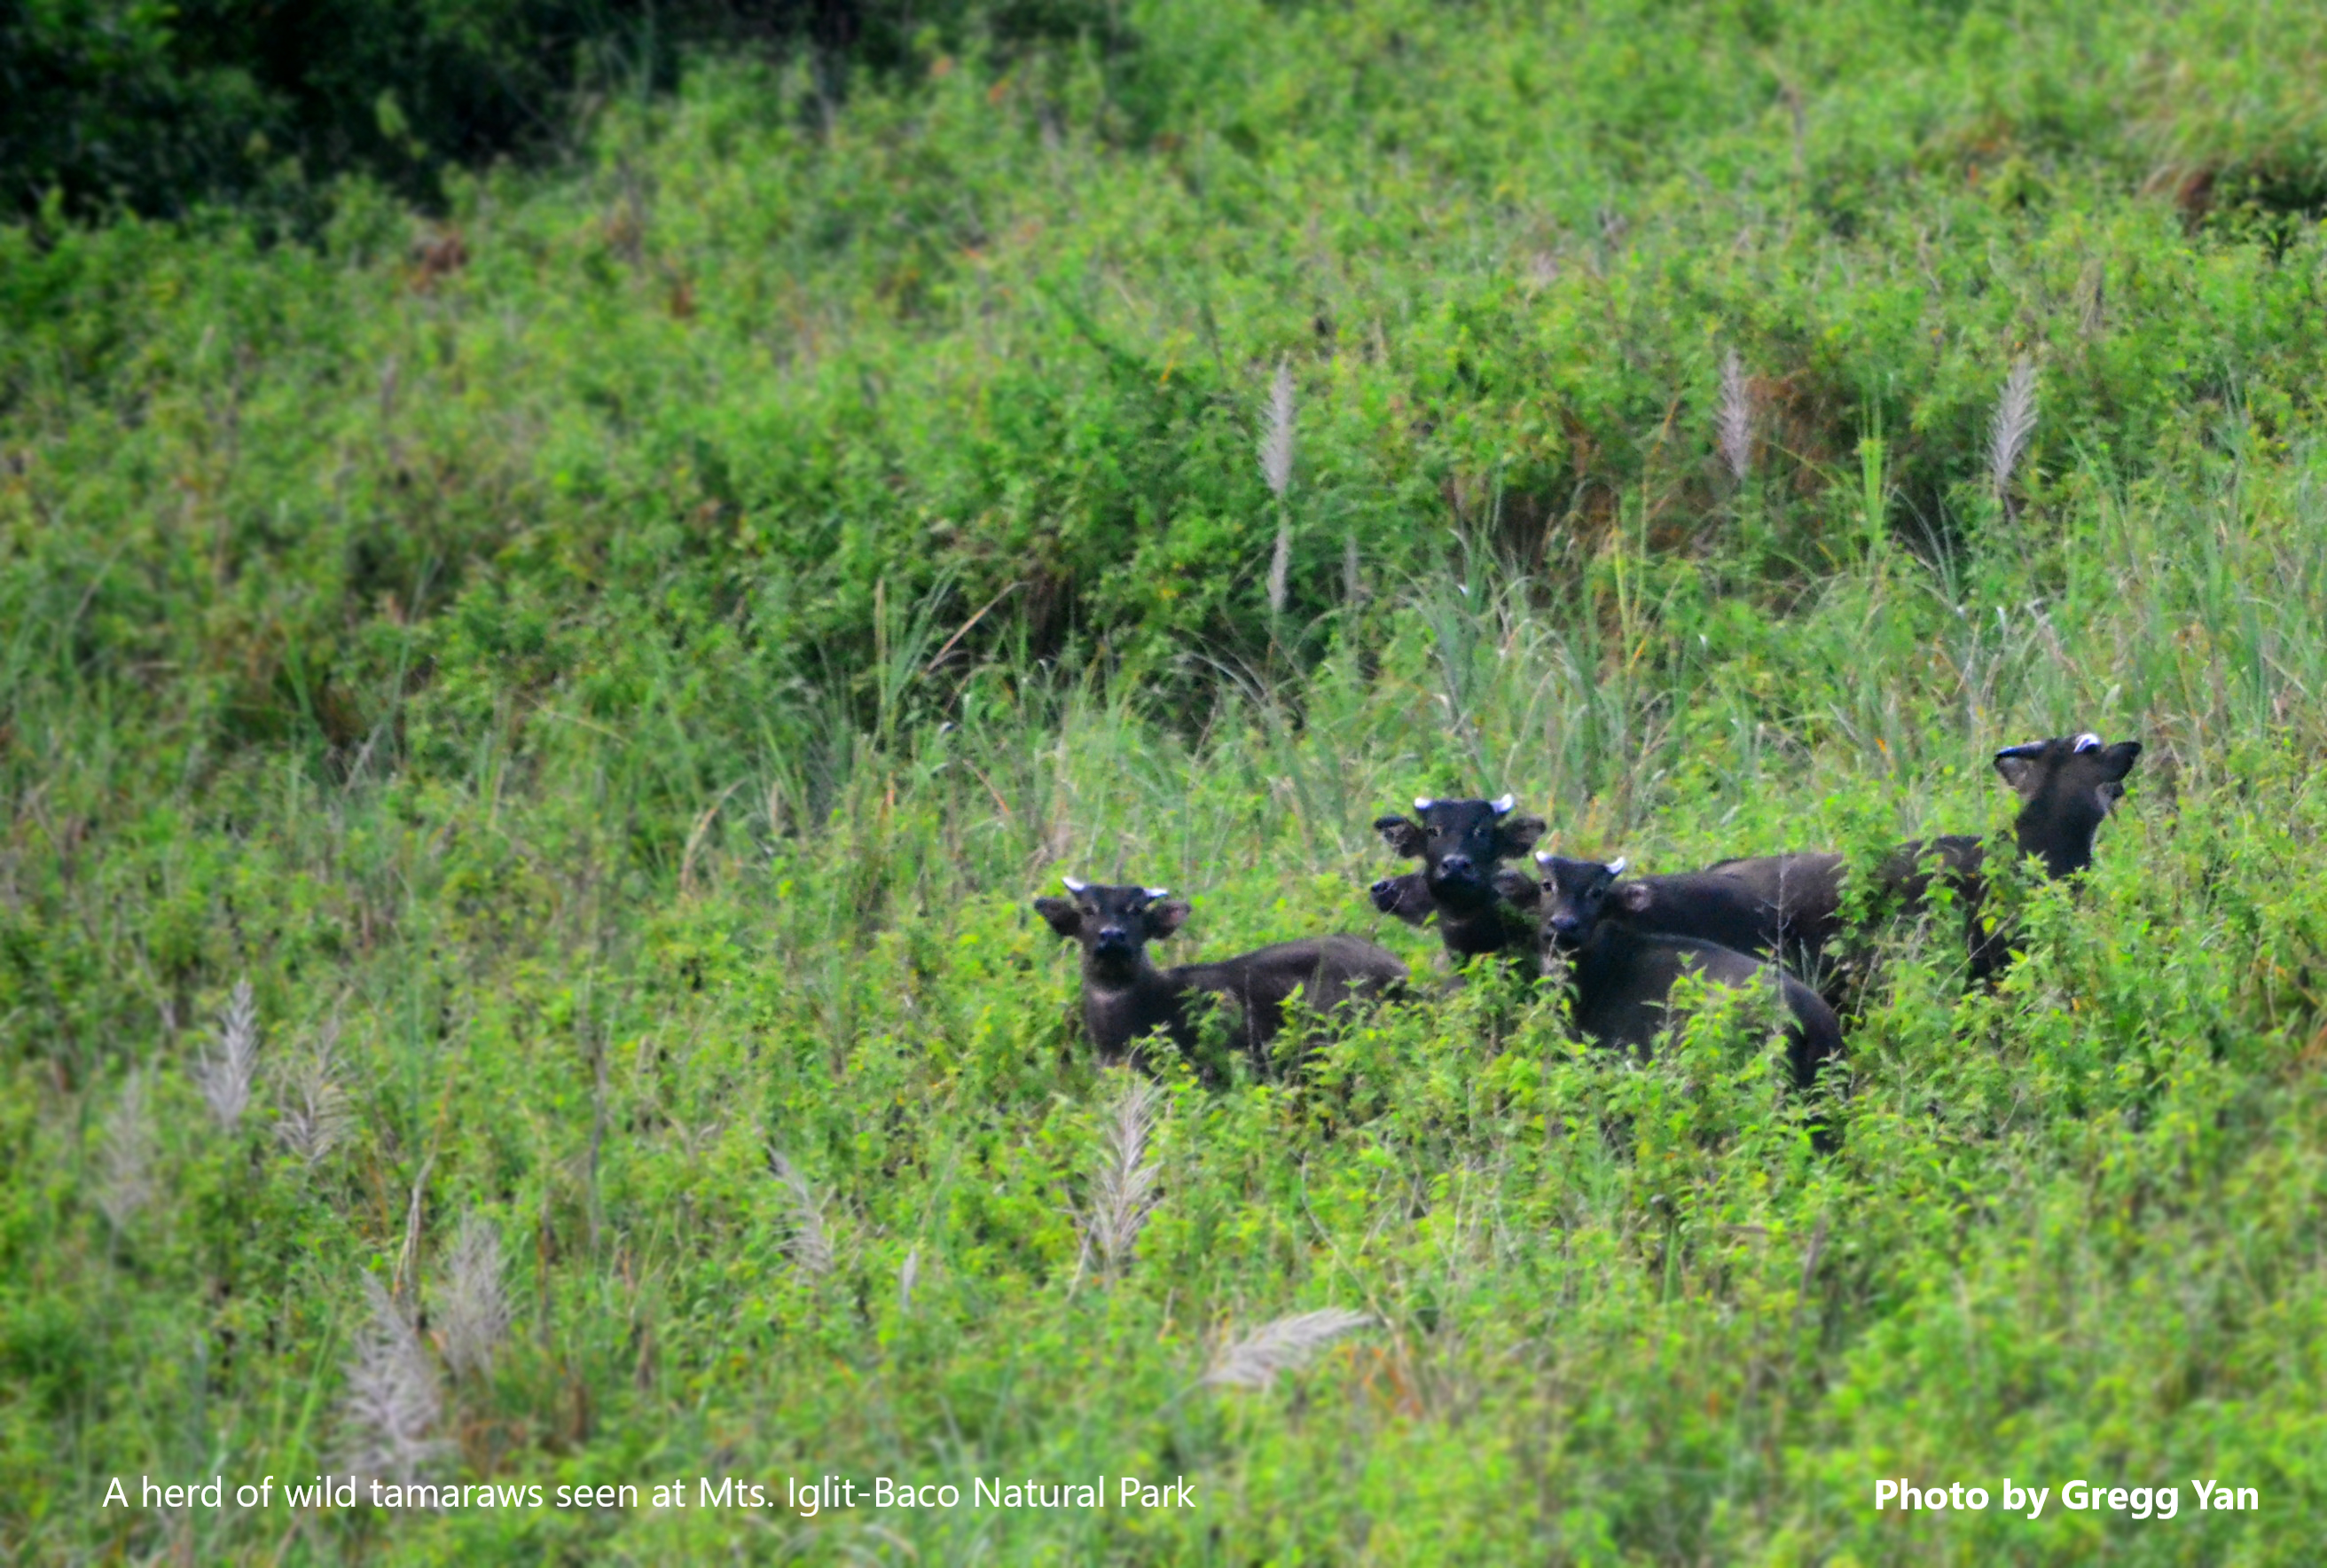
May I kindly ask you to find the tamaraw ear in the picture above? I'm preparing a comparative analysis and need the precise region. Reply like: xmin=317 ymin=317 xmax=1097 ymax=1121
xmin=1374 ymin=814 xmax=1428 ymax=858
xmin=1033 ymin=897 xmax=1085 ymax=940
xmin=2099 ymin=741 xmax=2142 ymax=782
xmin=1145 ymin=898 xmax=1193 ymax=939
xmin=1618 ymin=882 xmax=1654 ymax=914
xmin=1494 ymin=813 xmax=1547 ymax=858
xmin=1491 ymin=866 xmax=1541 ymax=908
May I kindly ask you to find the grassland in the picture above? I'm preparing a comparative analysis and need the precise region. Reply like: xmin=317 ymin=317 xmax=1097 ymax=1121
xmin=6 ymin=0 xmax=2327 ymax=1561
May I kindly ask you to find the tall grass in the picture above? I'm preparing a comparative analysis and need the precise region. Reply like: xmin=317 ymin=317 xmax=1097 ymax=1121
xmin=7 ymin=1 xmax=2327 ymax=1563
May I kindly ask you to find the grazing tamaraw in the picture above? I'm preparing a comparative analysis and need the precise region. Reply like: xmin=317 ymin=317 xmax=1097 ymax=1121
xmin=1536 ymin=854 xmax=1842 ymax=1096
xmin=1370 ymin=795 xmax=1546 ymax=968
xmin=1702 ymin=732 xmax=2143 ymax=983
xmin=1033 ymin=879 xmax=1409 ymax=1072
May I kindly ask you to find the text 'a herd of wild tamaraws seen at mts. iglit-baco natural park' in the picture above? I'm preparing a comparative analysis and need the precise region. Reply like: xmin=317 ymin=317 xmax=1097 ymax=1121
xmin=1036 ymin=732 xmax=2143 ymax=1121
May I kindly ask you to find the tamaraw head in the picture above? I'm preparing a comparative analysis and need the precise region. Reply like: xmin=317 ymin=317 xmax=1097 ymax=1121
xmin=1373 ymin=795 xmax=1546 ymax=912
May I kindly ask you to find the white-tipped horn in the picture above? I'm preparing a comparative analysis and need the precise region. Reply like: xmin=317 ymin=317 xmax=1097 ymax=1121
xmin=1143 ymin=886 xmax=1171 ymax=900
xmin=1605 ymin=857 xmax=1627 ymax=876
xmin=1489 ymin=793 xmax=1516 ymax=814
xmin=2073 ymin=732 xmax=2101 ymax=752
xmin=1534 ymin=849 xmax=1555 ymax=866
xmin=1414 ymin=796 xmax=1437 ymax=811
xmin=1994 ymin=741 xmax=2042 ymax=759
xmin=1062 ymin=875 xmax=1090 ymax=894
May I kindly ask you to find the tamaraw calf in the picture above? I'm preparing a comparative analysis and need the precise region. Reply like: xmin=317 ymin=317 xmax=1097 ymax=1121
xmin=1700 ymin=733 xmax=2143 ymax=983
xmin=1033 ymin=879 xmax=1409 ymax=1072
xmin=1536 ymin=854 xmax=1842 ymax=1096
xmin=1370 ymin=795 xmax=1546 ymax=968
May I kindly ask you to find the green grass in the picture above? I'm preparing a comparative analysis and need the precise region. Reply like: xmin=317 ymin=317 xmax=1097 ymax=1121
xmin=6 ymin=0 xmax=2327 ymax=1561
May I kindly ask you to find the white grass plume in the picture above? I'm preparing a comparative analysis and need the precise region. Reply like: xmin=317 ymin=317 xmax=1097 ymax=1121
xmin=1717 ymin=349 xmax=1753 ymax=482
xmin=97 ymin=1070 xmax=156 ymax=1231
xmin=437 ymin=1211 xmax=510 ymax=1379
xmin=899 ymin=1245 xmax=920 ymax=1313
xmin=1082 ymin=1074 xmax=1163 ymax=1279
xmin=1202 ymin=1306 xmax=1372 ymax=1389
xmin=192 ymin=978 xmax=259 ymax=1131
xmin=1258 ymin=357 xmax=1297 ymax=499
xmin=338 ymin=1274 xmax=447 ymax=1484
xmin=274 ymin=1020 xmax=349 ymax=1167
xmin=1260 ymin=358 xmax=1297 ymax=615
xmin=766 ymin=1149 xmax=834 ymax=1277
xmin=1988 ymin=357 xmax=2039 ymax=518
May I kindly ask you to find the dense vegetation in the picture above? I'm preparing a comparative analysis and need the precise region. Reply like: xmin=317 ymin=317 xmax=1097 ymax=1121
xmin=5 ymin=0 xmax=2327 ymax=1560
xmin=3 ymin=0 xmax=1116 ymax=219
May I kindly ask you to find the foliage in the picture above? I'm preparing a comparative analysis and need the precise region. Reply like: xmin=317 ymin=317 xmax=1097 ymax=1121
xmin=4 ymin=0 xmax=2327 ymax=1562
xmin=0 ymin=0 xmax=1128 ymax=220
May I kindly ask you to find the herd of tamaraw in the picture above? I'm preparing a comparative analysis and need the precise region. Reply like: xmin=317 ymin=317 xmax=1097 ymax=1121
xmin=1034 ymin=733 xmax=2143 ymax=1117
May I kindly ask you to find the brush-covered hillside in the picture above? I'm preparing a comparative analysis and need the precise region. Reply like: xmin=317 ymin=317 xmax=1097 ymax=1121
xmin=6 ymin=0 xmax=2327 ymax=1561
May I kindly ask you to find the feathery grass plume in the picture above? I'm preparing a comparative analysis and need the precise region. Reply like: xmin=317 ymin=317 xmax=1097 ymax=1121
xmin=1259 ymin=357 xmax=1297 ymax=615
xmin=765 ymin=1149 xmax=834 ymax=1277
xmin=97 ymin=1070 xmax=156 ymax=1232
xmin=192 ymin=978 xmax=259 ymax=1130
xmin=274 ymin=1021 xmax=349 ymax=1167
xmin=437 ymin=1212 xmax=510 ymax=1379
xmin=1989 ymin=357 xmax=2039 ymax=520
xmin=1258 ymin=357 xmax=1297 ymax=499
xmin=1717 ymin=349 xmax=1753 ymax=482
xmin=1082 ymin=1073 xmax=1164 ymax=1280
xmin=899 ymin=1245 xmax=920 ymax=1313
xmin=338 ymin=1274 xmax=447 ymax=1484
xmin=1202 ymin=1307 xmax=1372 ymax=1390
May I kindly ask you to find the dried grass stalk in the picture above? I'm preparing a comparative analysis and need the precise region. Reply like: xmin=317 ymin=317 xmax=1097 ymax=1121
xmin=1258 ymin=358 xmax=1297 ymax=499
xmin=274 ymin=1020 xmax=349 ymax=1167
xmin=193 ymin=978 xmax=259 ymax=1131
xmin=1260 ymin=358 xmax=1297 ymax=615
xmin=338 ymin=1275 xmax=447 ymax=1484
xmin=1202 ymin=1307 xmax=1372 ymax=1389
xmin=766 ymin=1149 xmax=834 ymax=1277
xmin=1717 ymin=348 xmax=1753 ymax=482
xmin=1083 ymin=1074 xmax=1163 ymax=1279
xmin=438 ymin=1211 xmax=510 ymax=1379
xmin=97 ymin=1070 xmax=156 ymax=1231
xmin=1989 ymin=357 xmax=2039 ymax=518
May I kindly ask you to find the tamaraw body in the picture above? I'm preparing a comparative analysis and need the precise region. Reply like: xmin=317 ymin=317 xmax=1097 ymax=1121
xmin=1537 ymin=854 xmax=1842 ymax=1096
xmin=1034 ymin=880 xmax=1408 ymax=1071
xmin=1695 ymin=733 xmax=2143 ymax=982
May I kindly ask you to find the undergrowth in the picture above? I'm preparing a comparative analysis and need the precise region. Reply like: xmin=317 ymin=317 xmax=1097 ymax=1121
xmin=5 ymin=0 xmax=2327 ymax=1562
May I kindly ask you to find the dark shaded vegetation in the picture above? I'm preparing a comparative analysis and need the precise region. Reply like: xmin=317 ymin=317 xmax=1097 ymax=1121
xmin=2 ymin=0 xmax=1129 ymax=220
